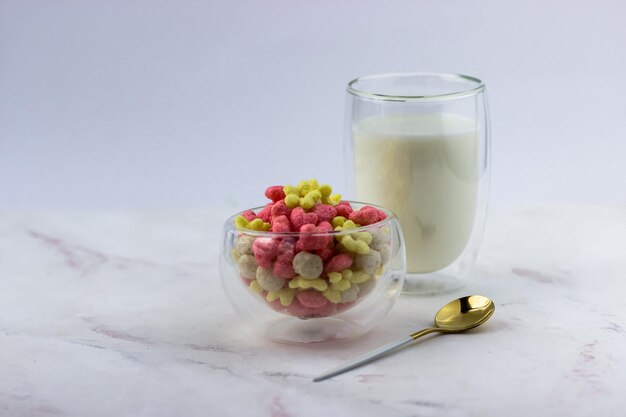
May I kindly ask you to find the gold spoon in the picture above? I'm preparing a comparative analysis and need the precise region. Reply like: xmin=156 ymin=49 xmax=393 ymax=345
xmin=313 ymin=295 xmax=495 ymax=382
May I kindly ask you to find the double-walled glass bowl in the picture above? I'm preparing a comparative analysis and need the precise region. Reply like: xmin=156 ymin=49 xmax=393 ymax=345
xmin=219 ymin=202 xmax=406 ymax=343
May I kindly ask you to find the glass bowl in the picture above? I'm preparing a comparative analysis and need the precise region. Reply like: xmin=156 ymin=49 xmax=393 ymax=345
xmin=219 ymin=202 xmax=406 ymax=343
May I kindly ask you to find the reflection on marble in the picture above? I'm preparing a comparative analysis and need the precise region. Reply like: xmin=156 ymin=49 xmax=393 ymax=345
xmin=1 ymin=207 xmax=625 ymax=416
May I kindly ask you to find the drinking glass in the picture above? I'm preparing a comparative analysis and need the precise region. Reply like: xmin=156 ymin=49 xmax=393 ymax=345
xmin=344 ymin=73 xmax=490 ymax=295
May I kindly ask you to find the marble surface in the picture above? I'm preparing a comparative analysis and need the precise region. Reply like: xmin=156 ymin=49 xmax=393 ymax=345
xmin=1 ymin=206 xmax=625 ymax=417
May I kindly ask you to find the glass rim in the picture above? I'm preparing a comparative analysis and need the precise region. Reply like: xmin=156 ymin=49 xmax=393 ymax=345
xmin=347 ymin=72 xmax=485 ymax=102
xmin=225 ymin=201 xmax=398 ymax=237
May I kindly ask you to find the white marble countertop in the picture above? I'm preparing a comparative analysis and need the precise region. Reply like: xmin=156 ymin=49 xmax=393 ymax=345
xmin=1 ymin=206 xmax=625 ymax=417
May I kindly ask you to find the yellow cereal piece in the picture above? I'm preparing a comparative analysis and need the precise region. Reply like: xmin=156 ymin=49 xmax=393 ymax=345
xmin=354 ymin=231 xmax=373 ymax=245
xmin=284 ymin=185 xmax=299 ymax=196
xmin=319 ymin=184 xmax=332 ymax=197
xmin=328 ymin=194 xmax=341 ymax=205
xmin=285 ymin=194 xmax=300 ymax=208
xmin=279 ymin=288 xmax=297 ymax=306
xmin=308 ymin=178 xmax=320 ymax=190
xmin=249 ymin=218 xmax=271 ymax=231
xmin=341 ymin=235 xmax=371 ymax=254
xmin=328 ymin=272 xmax=343 ymax=283
xmin=334 ymin=220 xmax=361 ymax=243
xmin=288 ymin=276 xmax=328 ymax=291
xmin=249 ymin=280 xmax=263 ymax=293
xmin=298 ymin=180 xmax=311 ymax=196
xmin=231 ymin=248 xmax=241 ymax=261
xmin=300 ymin=193 xmax=317 ymax=210
xmin=235 ymin=216 xmax=270 ymax=231
xmin=350 ymin=270 xmax=371 ymax=284
xmin=266 ymin=291 xmax=280 ymax=302
xmin=341 ymin=269 xmax=353 ymax=281
xmin=331 ymin=216 xmax=347 ymax=228
xmin=234 ymin=215 xmax=249 ymax=229
xmin=375 ymin=266 xmax=385 ymax=276
xmin=323 ymin=289 xmax=342 ymax=304
xmin=331 ymin=278 xmax=351 ymax=291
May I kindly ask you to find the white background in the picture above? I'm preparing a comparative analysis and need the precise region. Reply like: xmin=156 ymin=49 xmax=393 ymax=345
xmin=1 ymin=0 xmax=625 ymax=209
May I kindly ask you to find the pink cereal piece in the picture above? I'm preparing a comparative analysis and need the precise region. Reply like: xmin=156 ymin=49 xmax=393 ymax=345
xmin=265 ymin=186 xmax=286 ymax=203
xmin=316 ymin=221 xmax=334 ymax=246
xmin=286 ymin=298 xmax=334 ymax=318
xmin=271 ymin=215 xmax=292 ymax=233
xmin=312 ymin=204 xmax=337 ymax=223
xmin=324 ymin=253 xmax=353 ymax=273
xmin=296 ymin=224 xmax=328 ymax=251
xmin=362 ymin=205 xmax=387 ymax=222
xmin=317 ymin=221 xmax=333 ymax=233
xmin=257 ymin=203 xmax=273 ymax=222
xmin=316 ymin=246 xmax=335 ymax=261
xmin=296 ymin=290 xmax=329 ymax=309
xmin=349 ymin=207 xmax=379 ymax=225
xmin=335 ymin=201 xmax=353 ymax=218
xmin=270 ymin=200 xmax=292 ymax=220
xmin=241 ymin=210 xmax=257 ymax=222
xmin=274 ymin=238 xmax=297 ymax=278
xmin=290 ymin=207 xmax=318 ymax=230
xmin=252 ymin=237 xmax=279 ymax=268
xmin=336 ymin=301 xmax=356 ymax=313
xmin=273 ymin=260 xmax=296 ymax=279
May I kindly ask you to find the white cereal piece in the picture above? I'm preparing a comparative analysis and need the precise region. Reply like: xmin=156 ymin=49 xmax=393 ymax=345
xmin=378 ymin=244 xmax=391 ymax=265
xmin=238 ymin=254 xmax=258 ymax=279
xmin=340 ymin=284 xmax=360 ymax=303
xmin=236 ymin=235 xmax=255 ymax=255
xmin=292 ymin=251 xmax=324 ymax=279
xmin=256 ymin=266 xmax=285 ymax=292
xmin=355 ymin=249 xmax=382 ymax=275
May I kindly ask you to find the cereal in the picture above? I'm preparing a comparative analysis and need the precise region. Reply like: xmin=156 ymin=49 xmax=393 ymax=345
xmin=355 ymin=249 xmax=382 ymax=275
xmin=331 ymin=216 xmax=347 ymax=228
xmin=256 ymin=267 xmax=285 ymax=292
xmin=235 ymin=235 xmax=255 ymax=255
xmin=296 ymin=224 xmax=328 ymax=251
xmin=340 ymin=284 xmax=360 ymax=303
xmin=236 ymin=216 xmax=271 ymax=231
xmin=249 ymin=280 xmax=263 ymax=294
xmin=265 ymin=185 xmax=286 ymax=202
xmin=296 ymin=290 xmax=329 ymax=309
xmin=257 ymin=203 xmax=273 ymax=222
xmin=271 ymin=215 xmax=292 ymax=233
xmin=324 ymin=253 xmax=353 ymax=273
xmin=378 ymin=244 xmax=391 ymax=265
xmin=252 ymin=237 xmax=279 ymax=269
xmin=350 ymin=270 xmax=371 ymax=284
xmin=349 ymin=207 xmax=379 ymax=226
xmin=292 ymin=251 xmax=323 ymax=279
xmin=233 ymin=178 xmax=392 ymax=319
xmin=286 ymin=298 xmax=334 ymax=318
xmin=238 ymin=255 xmax=258 ymax=279
xmin=241 ymin=210 xmax=257 ymax=222
xmin=334 ymin=201 xmax=353 ymax=218
xmin=312 ymin=204 xmax=337 ymax=223
xmin=290 ymin=207 xmax=318 ymax=230
xmin=370 ymin=227 xmax=390 ymax=250
xmin=270 ymin=200 xmax=292 ymax=220
xmin=288 ymin=276 xmax=328 ymax=291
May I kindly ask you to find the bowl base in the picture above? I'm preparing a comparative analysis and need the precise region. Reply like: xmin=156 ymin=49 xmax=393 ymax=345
xmin=264 ymin=316 xmax=365 ymax=344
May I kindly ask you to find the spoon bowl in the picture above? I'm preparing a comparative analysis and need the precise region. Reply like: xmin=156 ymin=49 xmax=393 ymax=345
xmin=433 ymin=295 xmax=495 ymax=332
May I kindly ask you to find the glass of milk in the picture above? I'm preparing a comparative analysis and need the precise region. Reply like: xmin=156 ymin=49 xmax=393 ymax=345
xmin=344 ymin=73 xmax=490 ymax=295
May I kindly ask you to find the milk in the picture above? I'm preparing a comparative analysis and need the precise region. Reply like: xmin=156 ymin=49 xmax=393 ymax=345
xmin=353 ymin=114 xmax=479 ymax=273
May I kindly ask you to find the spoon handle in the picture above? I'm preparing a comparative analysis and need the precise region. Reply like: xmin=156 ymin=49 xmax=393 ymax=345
xmin=313 ymin=328 xmax=439 ymax=382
